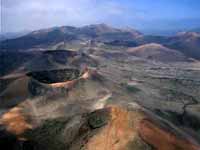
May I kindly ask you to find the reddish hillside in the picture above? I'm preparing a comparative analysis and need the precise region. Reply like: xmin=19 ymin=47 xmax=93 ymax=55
xmin=127 ymin=43 xmax=190 ymax=62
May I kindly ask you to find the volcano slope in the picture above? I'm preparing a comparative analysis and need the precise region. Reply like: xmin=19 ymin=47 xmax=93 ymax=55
xmin=0 ymin=47 xmax=200 ymax=150
xmin=0 ymin=66 xmax=199 ymax=150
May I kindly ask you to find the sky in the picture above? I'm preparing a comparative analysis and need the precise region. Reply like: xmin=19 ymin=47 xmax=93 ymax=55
xmin=1 ymin=0 xmax=200 ymax=33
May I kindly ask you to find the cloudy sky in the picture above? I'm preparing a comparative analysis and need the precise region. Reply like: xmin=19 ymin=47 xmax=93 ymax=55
xmin=1 ymin=0 xmax=200 ymax=33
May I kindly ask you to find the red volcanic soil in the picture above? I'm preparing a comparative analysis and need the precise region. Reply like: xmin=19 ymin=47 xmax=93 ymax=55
xmin=49 ymin=80 xmax=77 ymax=88
xmin=48 ymin=71 xmax=90 ymax=88
xmin=48 ymin=69 xmax=95 ymax=88
xmin=0 ymin=107 xmax=32 ymax=135
xmin=77 ymin=106 xmax=200 ymax=150
xmin=83 ymin=106 xmax=200 ymax=150
xmin=70 ymin=106 xmax=147 ymax=150
xmin=85 ymin=106 xmax=142 ymax=150
xmin=139 ymin=119 xmax=200 ymax=150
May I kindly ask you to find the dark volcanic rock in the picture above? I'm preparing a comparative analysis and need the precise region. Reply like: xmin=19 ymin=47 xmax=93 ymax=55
xmin=27 ymin=68 xmax=81 ymax=96
xmin=88 ymin=108 xmax=110 ymax=129
xmin=27 ymin=69 xmax=81 ymax=84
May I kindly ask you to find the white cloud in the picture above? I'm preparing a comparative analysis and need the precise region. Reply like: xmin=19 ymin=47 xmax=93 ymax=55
xmin=1 ymin=0 xmax=131 ymax=32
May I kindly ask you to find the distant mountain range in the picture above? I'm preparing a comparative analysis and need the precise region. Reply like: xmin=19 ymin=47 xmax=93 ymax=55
xmin=0 ymin=24 xmax=141 ymax=50
xmin=0 ymin=31 xmax=30 ymax=41
xmin=141 ymin=27 xmax=200 ymax=36
xmin=189 ymin=28 xmax=200 ymax=33
xmin=1 ymin=24 xmax=200 ymax=60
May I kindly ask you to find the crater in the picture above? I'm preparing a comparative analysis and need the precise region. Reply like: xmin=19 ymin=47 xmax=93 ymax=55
xmin=27 ymin=68 xmax=81 ymax=84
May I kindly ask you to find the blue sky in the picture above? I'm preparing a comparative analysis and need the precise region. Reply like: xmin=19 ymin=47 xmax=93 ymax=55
xmin=1 ymin=0 xmax=200 ymax=33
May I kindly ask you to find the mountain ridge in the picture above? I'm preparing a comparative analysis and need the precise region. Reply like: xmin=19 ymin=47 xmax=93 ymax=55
xmin=1 ymin=24 xmax=200 ymax=60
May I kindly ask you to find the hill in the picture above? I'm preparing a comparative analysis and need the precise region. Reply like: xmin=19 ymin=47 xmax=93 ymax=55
xmin=127 ymin=43 xmax=191 ymax=62
xmin=0 ymin=24 xmax=142 ymax=51
xmin=137 ymin=32 xmax=200 ymax=60
xmin=167 ymin=32 xmax=200 ymax=59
